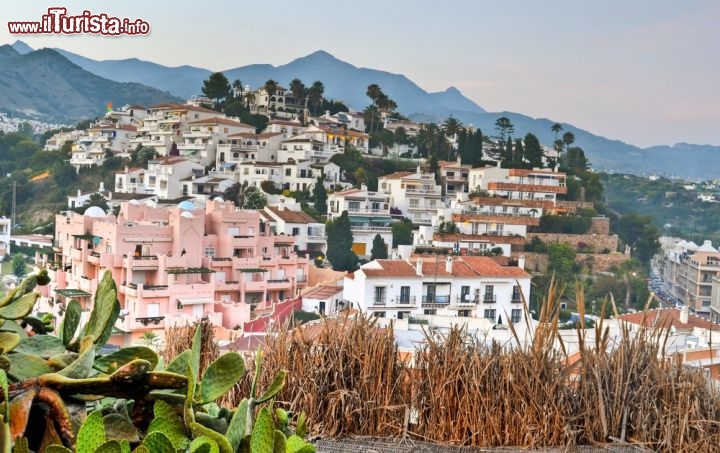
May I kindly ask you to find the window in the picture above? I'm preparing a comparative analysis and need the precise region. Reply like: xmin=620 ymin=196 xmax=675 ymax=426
xmin=460 ymin=285 xmax=470 ymax=302
xmin=424 ymin=309 xmax=437 ymax=315
xmin=512 ymin=286 xmax=522 ymax=303
xmin=511 ymin=309 xmax=522 ymax=324
xmin=399 ymin=286 xmax=410 ymax=304
xmin=483 ymin=285 xmax=495 ymax=303
xmin=244 ymin=168 xmax=249 ymax=175
xmin=484 ymin=309 xmax=496 ymax=320
xmin=286 ymin=168 xmax=292 ymax=176
xmin=292 ymin=227 xmax=300 ymax=236
xmin=348 ymin=201 xmax=360 ymax=211
xmin=204 ymin=247 xmax=215 ymax=257
xmin=458 ymin=309 xmax=471 ymax=317
xmin=374 ymin=286 xmax=386 ymax=304
xmin=373 ymin=311 xmax=386 ymax=318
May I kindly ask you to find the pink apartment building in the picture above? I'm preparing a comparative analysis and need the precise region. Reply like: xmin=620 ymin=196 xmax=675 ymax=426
xmin=45 ymin=198 xmax=309 ymax=345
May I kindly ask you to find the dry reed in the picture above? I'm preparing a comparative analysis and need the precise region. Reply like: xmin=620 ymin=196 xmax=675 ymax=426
xmin=197 ymin=282 xmax=720 ymax=450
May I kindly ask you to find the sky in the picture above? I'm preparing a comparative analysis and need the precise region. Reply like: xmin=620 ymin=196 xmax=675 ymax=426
xmin=3 ymin=1 xmax=720 ymax=148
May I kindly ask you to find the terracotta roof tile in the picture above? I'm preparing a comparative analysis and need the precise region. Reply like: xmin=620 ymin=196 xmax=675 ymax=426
xmin=263 ymin=206 xmax=318 ymax=224
xmin=455 ymin=256 xmax=530 ymax=278
xmin=361 ymin=260 xmax=418 ymax=278
xmin=615 ymin=309 xmax=719 ymax=331
xmin=187 ymin=116 xmax=255 ymax=128
xmin=378 ymin=171 xmax=414 ymax=180
xmin=302 ymin=285 xmax=343 ymax=299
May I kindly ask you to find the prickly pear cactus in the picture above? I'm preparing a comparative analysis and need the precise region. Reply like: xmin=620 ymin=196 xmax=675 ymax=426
xmin=0 ymin=271 xmax=315 ymax=453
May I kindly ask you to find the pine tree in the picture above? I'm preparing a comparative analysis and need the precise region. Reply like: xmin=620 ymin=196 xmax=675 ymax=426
xmin=370 ymin=234 xmax=388 ymax=260
xmin=313 ymin=176 xmax=327 ymax=215
xmin=326 ymin=211 xmax=358 ymax=272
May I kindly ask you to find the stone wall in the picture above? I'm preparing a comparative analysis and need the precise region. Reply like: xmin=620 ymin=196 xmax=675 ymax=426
xmin=555 ymin=200 xmax=595 ymax=213
xmin=526 ymin=232 xmax=618 ymax=253
xmin=589 ymin=216 xmax=610 ymax=235
xmin=522 ymin=251 xmax=630 ymax=274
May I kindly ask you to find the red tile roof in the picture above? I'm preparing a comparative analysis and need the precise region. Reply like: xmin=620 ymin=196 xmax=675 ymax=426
xmin=188 ymin=116 xmax=255 ymax=128
xmin=378 ymin=171 xmax=414 ymax=180
xmin=615 ymin=309 xmax=718 ymax=331
xmin=302 ymin=285 xmax=343 ymax=299
xmin=263 ymin=206 xmax=318 ymax=224
xmin=148 ymin=103 xmax=217 ymax=114
xmin=361 ymin=260 xmax=419 ymax=278
xmin=458 ymin=256 xmax=530 ymax=277
xmin=228 ymin=131 xmax=283 ymax=139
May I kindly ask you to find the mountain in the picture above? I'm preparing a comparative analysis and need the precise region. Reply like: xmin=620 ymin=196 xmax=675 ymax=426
xmin=54 ymin=47 xmax=211 ymax=101
xmin=11 ymin=40 xmax=33 ymax=55
xmin=222 ymin=50 xmax=483 ymax=119
xmin=0 ymin=46 xmax=180 ymax=122
xmin=5 ymin=43 xmax=720 ymax=179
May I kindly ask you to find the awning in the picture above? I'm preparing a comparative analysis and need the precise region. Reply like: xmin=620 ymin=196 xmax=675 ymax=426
xmin=177 ymin=297 xmax=214 ymax=306
xmin=55 ymin=288 xmax=91 ymax=298
xmin=222 ymin=162 xmax=237 ymax=169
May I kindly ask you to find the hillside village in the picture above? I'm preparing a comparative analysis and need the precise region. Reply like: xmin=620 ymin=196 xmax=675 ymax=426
xmin=2 ymin=75 xmax=720 ymax=388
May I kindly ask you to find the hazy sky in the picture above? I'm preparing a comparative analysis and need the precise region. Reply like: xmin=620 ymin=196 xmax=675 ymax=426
xmin=4 ymin=1 xmax=720 ymax=148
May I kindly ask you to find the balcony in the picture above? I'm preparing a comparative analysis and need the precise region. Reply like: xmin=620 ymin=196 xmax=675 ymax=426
xmin=511 ymin=293 xmax=522 ymax=304
xmin=483 ymin=294 xmax=497 ymax=304
xmin=216 ymin=280 xmax=240 ymax=291
xmin=131 ymin=255 xmax=159 ymax=270
xmin=141 ymin=285 xmax=170 ymax=298
xmin=134 ymin=316 xmax=165 ymax=328
xmin=350 ymin=225 xmax=392 ymax=233
xmin=453 ymin=295 xmax=476 ymax=307
xmin=296 ymin=275 xmax=308 ymax=283
xmin=306 ymin=235 xmax=326 ymax=242
xmin=421 ymin=295 xmax=450 ymax=306
xmin=211 ymin=257 xmax=233 ymax=267
xmin=88 ymin=252 xmax=101 ymax=264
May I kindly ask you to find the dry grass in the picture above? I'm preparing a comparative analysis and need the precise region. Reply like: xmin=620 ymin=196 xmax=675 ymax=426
xmin=215 ymin=282 xmax=720 ymax=451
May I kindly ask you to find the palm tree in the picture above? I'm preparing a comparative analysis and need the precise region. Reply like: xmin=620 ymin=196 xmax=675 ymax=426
xmin=289 ymin=78 xmax=306 ymax=107
xmin=232 ymin=79 xmax=243 ymax=99
xmin=562 ymin=131 xmax=575 ymax=154
xmin=263 ymin=79 xmax=278 ymax=111
xmin=442 ymin=116 xmax=464 ymax=138
xmin=307 ymin=81 xmax=324 ymax=115
xmin=551 ymin=123 xmax=562 ymax=142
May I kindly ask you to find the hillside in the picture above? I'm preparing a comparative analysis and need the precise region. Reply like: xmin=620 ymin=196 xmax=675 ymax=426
xmin=0 ymin=46 xmax=180 ymax=122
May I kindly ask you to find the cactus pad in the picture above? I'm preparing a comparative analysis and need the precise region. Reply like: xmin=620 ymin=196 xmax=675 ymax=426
xmin=197 ymin=352 xmax=244 ymax=404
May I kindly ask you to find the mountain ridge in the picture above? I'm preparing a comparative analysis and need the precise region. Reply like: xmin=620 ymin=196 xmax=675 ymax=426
xmin=6 ymin=41 xmax=720 ymax=179
xmin=0 ymin=45 xmax=180 ymax=122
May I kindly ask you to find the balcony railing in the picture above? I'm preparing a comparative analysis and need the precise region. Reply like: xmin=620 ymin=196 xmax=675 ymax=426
xmin=421 ymin=295 xmax=450 ymax=305
xmin=296 ymin=275 xmax=307 ymax=283
xmin=398 ymin=296 xmax=416 ymax=305
xmin=267 ymin=278 xmax=290 ymax=283
xmin=511 ymin=293 xmax=522 ymax=303
xmin=483 ymin=294 xmax=497 ymax=304
xmin=372 ymin=297 xmax=387 ymax=306
xmin=135 ymin=316 xmax=165 ymax=326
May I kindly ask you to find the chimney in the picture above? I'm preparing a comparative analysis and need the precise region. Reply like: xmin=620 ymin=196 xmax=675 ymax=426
xmin=278 ymin=199 xmax=285 ymax=211
xmin=518 ymin=254 xmax=526 ymax=269
xmin=457 ymin=156 xmax=461 ymax=165
xmin=77 ymin=189 xmax=81 ymax=197
xmin=416 ymin=259 xmax=423 ymax=276
xmin=99 ymin=182 xmax=105 ymax=192
xmin=445 ymin=256 xmax=453 ymax=273
xmin=360 ymin=183 xmax=367 ymax=191
xmin=680 ymin=306 xmax=689 ymax=324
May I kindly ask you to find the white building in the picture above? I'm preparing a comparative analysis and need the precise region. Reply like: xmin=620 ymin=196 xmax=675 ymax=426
xmin=260 ymin=202 xmax=327 ymax=258
xmin=378 ymin=167 xmax=443 ymax=225
xmin=343 ymin=255 xmax=531 ymax=324
xmin=216 ymin=132 xmax=284 ymax=168
xmin=115 ymin=158 xmax=204 ymax=200
xmin=177 ymin=117 xmax=255 ymax=166
xmin=327 ymin=185 xmax=393 ymax=257
xmin=0 ymin=217 xmax=11 ymax=258
xmin=131 ymin=103 xmax=219 ymax=157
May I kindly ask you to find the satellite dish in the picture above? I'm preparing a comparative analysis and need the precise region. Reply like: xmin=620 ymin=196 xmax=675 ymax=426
xmin=92 ymin=236 xmax=101 ymax=245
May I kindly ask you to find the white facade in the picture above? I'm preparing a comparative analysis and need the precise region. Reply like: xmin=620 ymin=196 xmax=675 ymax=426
xmin=260 ymin=203 xmax=327 ymax=257
xmin=115 ymin=158 xmax=204 ymax=200
xmin=343 ymin=256 xmax=531 ymax=324
xmin=378 ymin=168 xmax=443 ymax=225
xmin=0 ymin=217 xmax=11 ymax=258
xmin=327 ymin=185 xmax=393 ymax=258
